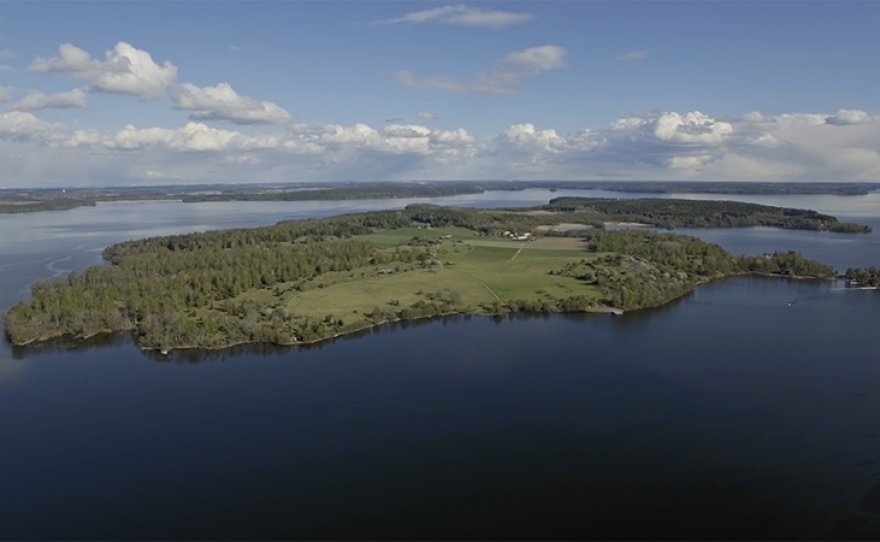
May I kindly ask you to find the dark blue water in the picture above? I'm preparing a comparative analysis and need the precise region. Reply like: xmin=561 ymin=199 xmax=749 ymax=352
xmin=2 ymin=190 xmax=880 ymax=539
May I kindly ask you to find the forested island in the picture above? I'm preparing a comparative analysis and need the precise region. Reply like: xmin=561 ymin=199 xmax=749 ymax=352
xmin=539 ymin=198 xmax=872 ymax=233
xmin=5 ymin=202 xmax=857 ymax=353
xmin=0 ymin=198 xmax=96 ymax=214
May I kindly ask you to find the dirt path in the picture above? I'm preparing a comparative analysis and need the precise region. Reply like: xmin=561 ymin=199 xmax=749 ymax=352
xmin=451 ymin=269 xmax=502 ymax=302
xmin=506 ymin=242 xmax=529 ymax=265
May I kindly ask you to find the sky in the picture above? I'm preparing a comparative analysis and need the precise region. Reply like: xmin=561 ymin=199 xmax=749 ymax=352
xmin=0 ymin=1 xmax=879 ymax=187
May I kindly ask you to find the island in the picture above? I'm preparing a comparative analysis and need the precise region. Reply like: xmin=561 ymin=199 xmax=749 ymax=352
xmin=6 ymin=200 xmax=866 ymax=353
xmin=537 ymin=198 xmax=872 ymax=233
xmin=0 ymin=198 xmax=96 ymax=214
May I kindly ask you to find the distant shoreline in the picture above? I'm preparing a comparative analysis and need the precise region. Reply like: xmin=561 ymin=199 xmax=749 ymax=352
xmin=2 ymin=181 xmax=878 ymax=215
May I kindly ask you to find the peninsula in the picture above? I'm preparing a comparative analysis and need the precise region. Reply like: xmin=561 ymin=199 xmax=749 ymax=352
xmin=6 ymin=200 xmax=862 ymax=352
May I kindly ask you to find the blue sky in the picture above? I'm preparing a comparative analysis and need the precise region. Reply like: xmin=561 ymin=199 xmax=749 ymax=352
xmin=0 ymin=1 xmax=879 ymax=186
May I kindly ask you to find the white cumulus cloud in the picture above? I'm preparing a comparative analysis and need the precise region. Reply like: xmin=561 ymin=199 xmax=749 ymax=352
xmin=62 ymin=122 xmax=261 ymax=152
xmin=5 ymin=87 xmax=88 ymax=111
xmin=0 ymin=86 xmax=13 ymax=102
xmin=825 ymin=109 xmax=874 ymax=126
xmin=611 ymin=111 xmax=734 ymax=145
xmin=399 ymin=45 xmax=567 ymax=95
xmin=501 ymin=123 xmax=566 ymax=154
xmin=372 ymin=4 xmax=533 ymax=28
xmin=29 ymin=42 xmax=177 ymax=99
xmin=0 ymin=111 xmax=59 ymax=141
xmin=172 ymin=82 xmax=292 ymax=125
xmin=417 ymin=111 xmax=437 ymax=120
xmin=56 ymin=119 xmax=483 ymax=162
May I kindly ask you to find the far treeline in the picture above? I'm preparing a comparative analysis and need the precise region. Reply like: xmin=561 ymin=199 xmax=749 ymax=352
xmin=0 ymin=199 xmax=96 ymax=214
xmin=2 ymin=180 xmax=878 ymax=214
xmin=180 ymin=183 xmax=485 ymax=202
xmin=176 ymin=181 xmax=879 ymax=202
xmin=4 ymin=203 xmax=858 ymax=353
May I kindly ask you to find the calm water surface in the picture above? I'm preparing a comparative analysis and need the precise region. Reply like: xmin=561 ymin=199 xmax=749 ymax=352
xmin=2 ymin=190 xmax=880 ymax=539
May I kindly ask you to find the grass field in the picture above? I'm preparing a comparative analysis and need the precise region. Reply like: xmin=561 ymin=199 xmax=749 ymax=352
xmin=229 ymin=227 xmax=602 ymax=326
xmin=356 ymin=226 xmax=476 ymax=248
xmin=234 ymin=228 xmax=598 ymax=324
xmin=284 ymin=269 xmax=493 ymax=325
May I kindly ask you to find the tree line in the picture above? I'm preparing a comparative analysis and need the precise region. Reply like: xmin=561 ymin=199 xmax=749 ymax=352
xmin=844 ymin=267 xmax=880 ymax=287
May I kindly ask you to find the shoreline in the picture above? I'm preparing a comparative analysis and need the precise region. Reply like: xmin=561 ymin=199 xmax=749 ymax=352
xmin=7 ymin=272 xmax=843 ymax=355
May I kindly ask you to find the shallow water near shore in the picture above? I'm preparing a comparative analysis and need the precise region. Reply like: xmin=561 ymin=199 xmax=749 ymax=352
xmin=2 ymin=190 xmax=880 ymax=539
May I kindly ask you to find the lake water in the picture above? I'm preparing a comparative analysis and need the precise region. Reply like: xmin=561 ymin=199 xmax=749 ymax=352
xmin=2 ymin=189 xmax=880 ymax=539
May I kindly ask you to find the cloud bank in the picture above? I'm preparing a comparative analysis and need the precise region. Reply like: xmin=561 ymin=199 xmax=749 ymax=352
xmin=3 ymin=108 xmax=878 ymax=186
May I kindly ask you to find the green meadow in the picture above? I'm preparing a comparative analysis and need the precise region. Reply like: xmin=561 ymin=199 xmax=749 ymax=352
xmin=228 ymin=227 xmax=602 ymax=327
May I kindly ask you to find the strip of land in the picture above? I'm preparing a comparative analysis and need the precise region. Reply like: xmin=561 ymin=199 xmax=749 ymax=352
xmin=0 ymin=199 xmax=96 ymax=214
xmin=2 ymin=180 xmax=878 ymax=213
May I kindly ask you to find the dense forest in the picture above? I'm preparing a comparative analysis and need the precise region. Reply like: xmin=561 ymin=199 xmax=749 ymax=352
xmin=550 ymin=230 xmax=836 ymax=310
xmin=5 ymin=205 xmax=843 ymax=352
xmin=542 ymin=198 xmax=871 ymax=233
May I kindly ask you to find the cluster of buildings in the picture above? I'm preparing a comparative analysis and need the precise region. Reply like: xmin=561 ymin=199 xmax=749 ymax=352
xmin=502 ymin=231 xmax=533 ymax=241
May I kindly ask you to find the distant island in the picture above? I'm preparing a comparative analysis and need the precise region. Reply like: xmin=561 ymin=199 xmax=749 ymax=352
xmin=537 ymin=197 xmax=872 ymax=233
xmin=0 ymin=198 xmax=96 ymax=214
xmin=6 ymin=199 xmax=870 ymax=353
xmin=2 ymin=180 xmax=878 ymax=214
